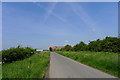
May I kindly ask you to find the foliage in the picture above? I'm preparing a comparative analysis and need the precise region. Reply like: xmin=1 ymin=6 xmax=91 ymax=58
xmin=57 ymin=51 xmax=119 ymax=77
xmin=73 ymin=41 xmax=87 ymax=51
xmin=43 ymin=50 xmax=49 ymax=51
xmin=61 ymin=45 xmax=72 ymax=51
xmin=2 ymin=46 xmax=36 ymax=63
xmin=88 ymin=37 xmax=120 ymax=52
xmin=61 ymin=37 xmax=120 ymax=53
xmin=2 ymin=52 xmax=50 ymax=78
xmin=49 ymin=47 xmax=52 ymax=51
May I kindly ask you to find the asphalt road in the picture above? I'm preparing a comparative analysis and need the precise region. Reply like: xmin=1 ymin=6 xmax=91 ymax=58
xmin=49 ymin=52 xmax=116 ymax=78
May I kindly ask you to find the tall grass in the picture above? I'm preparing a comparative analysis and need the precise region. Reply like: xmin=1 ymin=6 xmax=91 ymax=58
xmin=0 ymin=51 xmax=2 ymax=79
xmin=2 ymin=51 xmax=50 ymax=79
xmin=0 ymin=64 xmax=1 ymax=79
xmin=57 ymin=51 xmax=119 ymax=77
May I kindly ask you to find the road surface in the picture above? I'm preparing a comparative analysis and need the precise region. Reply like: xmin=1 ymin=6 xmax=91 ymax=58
xmin=49 ymin=52 xmax=116 ymax=78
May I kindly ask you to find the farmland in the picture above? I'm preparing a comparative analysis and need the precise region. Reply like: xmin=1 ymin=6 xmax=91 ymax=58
xmin=2 ymin=51 xmax=50 ymax=79
xmin=56 ymin=51 xmax=119 ymax=77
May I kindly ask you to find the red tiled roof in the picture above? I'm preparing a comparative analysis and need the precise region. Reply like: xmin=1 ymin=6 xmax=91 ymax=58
xmin=50 ymin=46 xmax=58 ymax=50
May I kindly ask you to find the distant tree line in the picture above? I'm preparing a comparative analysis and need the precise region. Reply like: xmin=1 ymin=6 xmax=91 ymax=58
xmin=2 ymin=45 xmax=36 ymax=64
xmin=60 ymin=37 xmax=120 ymax=53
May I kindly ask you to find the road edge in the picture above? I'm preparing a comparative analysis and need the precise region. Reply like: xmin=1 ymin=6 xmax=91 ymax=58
xmin=55 ymin=52 xmax=118 ymax=78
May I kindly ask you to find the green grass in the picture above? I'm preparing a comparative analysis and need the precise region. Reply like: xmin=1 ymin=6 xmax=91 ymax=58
xmin=2 ymin=51 xmax=50 ymax=79
xmin=56 ymin=51 xmax=119 ymax=77
xmin=0 ymin=64 xmax=1 ymax=79
xmin=0 ymin=52 xmax=2 ymax=79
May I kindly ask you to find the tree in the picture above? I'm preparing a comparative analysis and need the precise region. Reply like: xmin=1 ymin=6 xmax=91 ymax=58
xmin=73 ymin=41 xmax=86 ymax=51
xmin=49 ymin=47 xmax=52 ymax=51
xmin=62 ymin=45 xmax=72 ymax=51
xmin=88 ymin=37 xmax=120 ymax=52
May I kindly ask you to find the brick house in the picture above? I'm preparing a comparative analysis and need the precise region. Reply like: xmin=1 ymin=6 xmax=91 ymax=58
xmin=49 ymin=46 xmax=64 ymax=51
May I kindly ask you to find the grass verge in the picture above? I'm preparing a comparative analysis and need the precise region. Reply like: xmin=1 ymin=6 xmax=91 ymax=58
xmin=56 ymin=51 xmax=119 ymax=77
xmin=2 ymin=51 xmax=50 ymax=79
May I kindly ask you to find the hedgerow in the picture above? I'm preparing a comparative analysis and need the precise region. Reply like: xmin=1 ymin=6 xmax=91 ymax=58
xmin=2 ymin=46 xmax=36 ymax=63
xmin=59 ymin=37 xmax=120 ymax=53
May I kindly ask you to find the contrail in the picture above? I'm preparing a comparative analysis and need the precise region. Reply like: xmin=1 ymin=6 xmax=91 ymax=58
xmin=44 ymin=2 xmax=57 ymax=22
xmin=69 ymin=3 xmax=97 ymax=32
xmin=33 ymin=2 xmax=73 ymax=26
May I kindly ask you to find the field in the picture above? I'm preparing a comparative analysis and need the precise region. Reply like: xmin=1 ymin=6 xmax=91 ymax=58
xmin=2 ymin=51 xmax=50 ymax=79
xmin=0 ymin=52 xmax=1 ymax=79
xmin=0 ymin=64 xmax=1 ymax=79
xmin=56 ymin=51 xmax=119 ymax=77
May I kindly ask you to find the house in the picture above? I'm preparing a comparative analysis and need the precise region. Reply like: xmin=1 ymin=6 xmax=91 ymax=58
xmin=36 ymin=49 xmax=43 ymax=52
xmin=49 ymin=46 xmax=64 ymax=51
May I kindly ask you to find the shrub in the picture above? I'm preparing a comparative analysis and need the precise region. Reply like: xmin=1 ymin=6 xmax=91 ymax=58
xmin=2 ymin=46 xmax=36 ymax=63
xmin=60 ymin=37 xmax=120 ymax=53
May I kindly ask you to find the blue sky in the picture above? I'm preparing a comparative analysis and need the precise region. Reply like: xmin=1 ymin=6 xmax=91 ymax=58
xmin=2 ymin=2 xmax=118 ymax=50
xmin=0 ymin=2 xmax=1 ymax=51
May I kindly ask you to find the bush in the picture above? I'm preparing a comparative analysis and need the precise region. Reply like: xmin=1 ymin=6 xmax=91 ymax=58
xmin=60 ymin=37 xmax=120 ymax=53
xmin=61 ymin=45 xmax=72 ymax=51
xmin=2 ymin=46 xmax=36 ymax=63
xmin=73 ymin=41 xmax=87 ymax=51
xmin=88 ymin=37 xmax=120 ymax=53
